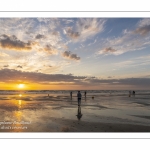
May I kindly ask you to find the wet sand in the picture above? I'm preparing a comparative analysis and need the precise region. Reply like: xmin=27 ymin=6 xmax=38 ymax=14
xmin=0 ymin=93 xmax=150 ymax=132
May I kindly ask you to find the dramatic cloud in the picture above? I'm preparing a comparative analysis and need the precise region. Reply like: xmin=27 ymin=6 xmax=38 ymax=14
xmin=0 ymin=69 xmax=150 ymax=89
xmin=98 ymin=47 xmax=117 ymax=55
xmin=134 ymin=25 xmax=150 ymax=36
xmin=0 ymin=69 xmax=85 ymax=83
xmin=62 ymin=51 xmax=80 ymax=60
xmin=0 ymin=34 xmax=34 ymax=51
xmin=0 ymin=18 xmax=150 ymax=90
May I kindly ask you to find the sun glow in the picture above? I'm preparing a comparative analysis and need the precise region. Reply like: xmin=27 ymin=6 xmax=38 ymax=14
xmin=18 ymin=84 xmax=25 ymax=88
xmin=19 ymin=94 xmax=22 ymax=97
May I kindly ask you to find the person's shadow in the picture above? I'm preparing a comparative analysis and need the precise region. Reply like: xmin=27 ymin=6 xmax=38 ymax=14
xmin=76 ymin=106 xmax=83 ymax=120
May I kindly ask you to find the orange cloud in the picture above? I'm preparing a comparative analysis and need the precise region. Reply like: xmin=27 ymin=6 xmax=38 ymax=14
xmin=0 ymin=34 xmax=34 ymax=50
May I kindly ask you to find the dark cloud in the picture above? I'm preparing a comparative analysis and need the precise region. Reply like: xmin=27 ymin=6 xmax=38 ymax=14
xmin=35 ymin=34 xmax=45 ymax=39
xmin=107 ymin=76 xmax=112 ymax=78
xmin=62 ymin=51 xmax=80 ymax=60
xmin=42 ymin=45 xmax=58 ymax=55
xmin=66 ymin=28 xmax=80 ymax=39
xmin=0 ymin=34 xmax=34 ymax=50
xmin=88 ymin=78 xmax=150 ymax=87
xmin=0 ymin=69 xmax=85 ymax=83
xmin=0 ymin=69 xmax=150 ymax=89
xmin=3 ymin=65 xmax=9 ymax=68
xmin=17 ymin=65 xmax=22 ymax=68
xmin=134 ymin=25 xmax=150 ymax=36
xmin=99 ymin=47 xmax=117 ymax=55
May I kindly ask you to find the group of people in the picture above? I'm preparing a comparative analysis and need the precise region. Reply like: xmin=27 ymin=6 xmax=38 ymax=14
xmin=129 ymin=90 xmax=135 ymax=97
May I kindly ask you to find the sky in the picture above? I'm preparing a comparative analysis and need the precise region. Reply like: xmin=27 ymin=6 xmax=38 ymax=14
xmin=0 ymin=18 xmax=150 ymax=90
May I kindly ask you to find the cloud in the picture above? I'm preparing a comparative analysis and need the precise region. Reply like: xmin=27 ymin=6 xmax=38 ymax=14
xmin=98 ymin=47 xmax=117 ymax=55
xmin=0 ymin=69 xmax=150 ymax=89
xmin=134 ymin=25 xmax=150 ymax=36
xmin=137 ymin=18 xmax=150 ymax=27
xmin=86 ymin=77 xmax=150 ymax=87
xmin=62 ymin=19 xmax=74 ymax=24
xmin=3 ymin=65 xmax=9 ymax=68
xmin=62 ymin=51 xmax=80 ymax=60
xmin=96 ymin=27 xmax=150 ymax=56
xmin=107 ymin=76 xmax=112 ymax=78
xmin=17 ymin=65 xmax=22 ymax=68
xmin=0 ymin=34 xmax=34 ymax=51
xmin=114 ymin=55 xmax=150 ymax=68
xmin=41 ymin=44 xmax=58 ymax=55
xmin=66 ymin=27 xmax=80 ymax=39
xmin=35 ymin=34 xmax=45 ymax=39
xmin=0 ymin=69 xmax=85 ymax=83
xmin=77 ymin=18 xmax=106 ymax=40
xmin=65 ymin=18 xmax=106 ymax=42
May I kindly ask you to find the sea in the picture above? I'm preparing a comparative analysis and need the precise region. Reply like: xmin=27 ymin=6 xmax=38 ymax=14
xmin=0 ymin=90 xmax=150 ymax=97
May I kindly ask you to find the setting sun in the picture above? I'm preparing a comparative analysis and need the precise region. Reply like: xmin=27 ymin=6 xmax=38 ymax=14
xmin=18 ymin=84 xmax=25 ymax=88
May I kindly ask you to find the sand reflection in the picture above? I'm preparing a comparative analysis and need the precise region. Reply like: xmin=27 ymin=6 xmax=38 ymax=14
xmin=76 ymin=106 xmax=82 ymax=120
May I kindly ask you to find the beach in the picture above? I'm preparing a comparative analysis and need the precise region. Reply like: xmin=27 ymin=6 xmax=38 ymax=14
xmin=0 ymin=90 xmax=150 ymax=132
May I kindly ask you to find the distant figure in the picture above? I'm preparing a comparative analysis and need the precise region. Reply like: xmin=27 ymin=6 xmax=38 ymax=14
xmin=84 ymin=91 xmax=87 ymax=97
xmin=77 ymin=91 xmax=82 ymax=106
xmin=76 ymin=106 xmax=82 ymax=120
xmin=70 ymin=91 xmax=72 ymax=99
xmin=48 ymin=94 xmax=49 ymax=97
xmin=92 ymin=96 xmax=94 ymax=99
xmin=129 ymin=91 xmax=131 ymax=97
xmin=133 ymin=91 xmax=135 ymax=96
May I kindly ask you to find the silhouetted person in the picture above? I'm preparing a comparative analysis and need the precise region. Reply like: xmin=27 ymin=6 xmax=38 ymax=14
xmin=70 ymin=91 xmax=72 ymax=99
xmin=76 ymin=106 xmax=82 ymax=120
xmin=77 ymin=91 xmax=82 ymax=106
xmin=84 ymin=91 xmax=87 ymax=97
xmin=133 ymin=91 xmax=135 ymax=96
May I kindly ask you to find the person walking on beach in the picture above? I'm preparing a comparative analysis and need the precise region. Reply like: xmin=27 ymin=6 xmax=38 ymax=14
xmin=77 ymin=91 xmax=82 ymax=106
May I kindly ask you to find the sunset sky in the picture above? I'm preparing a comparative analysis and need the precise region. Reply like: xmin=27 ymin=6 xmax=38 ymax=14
xmin=0 ymin=18 xmax=150 ymax=90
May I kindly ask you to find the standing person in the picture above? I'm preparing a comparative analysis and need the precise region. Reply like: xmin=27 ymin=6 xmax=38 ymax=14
xmin=70 ymin=91 xmax=72 ymax=99
xmin=77 ymin=91 xmax=82 ymax=106
xmin=84 ymin=91 xmax=87 ymax=97
xmin=133 ymin=91 xmax=135 ymax=96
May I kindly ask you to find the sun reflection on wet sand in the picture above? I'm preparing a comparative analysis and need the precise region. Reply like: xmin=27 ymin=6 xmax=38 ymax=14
xmin=14 ymin=111 xmax=22 ymax=121
xmin=0 ymin=93 xmax=150 ymax=132
xmin=19 ymin=94 xmax=22 ymax=97
xmin=18 ymin=100 xmax=22 ymax=109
